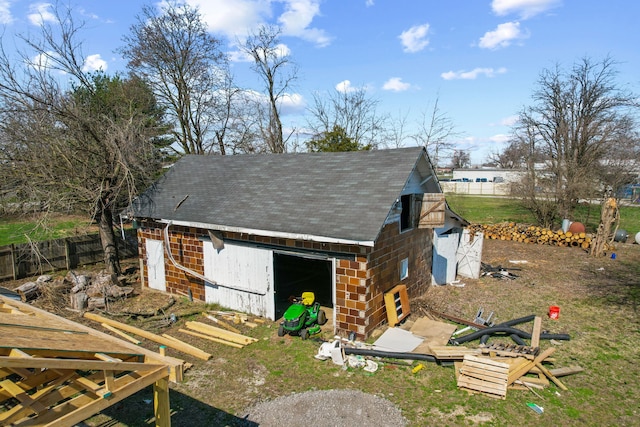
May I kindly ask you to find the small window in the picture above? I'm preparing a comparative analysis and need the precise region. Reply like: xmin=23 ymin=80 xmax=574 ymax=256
xmin=400 ymin=258 xmax=409 ymax=280
xmin=399 ymin=194 xmax=413 ymax=232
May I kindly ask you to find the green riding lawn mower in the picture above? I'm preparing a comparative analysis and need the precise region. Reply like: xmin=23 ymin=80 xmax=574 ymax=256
xmin=277 ymin=292 xmax=328 ymax=339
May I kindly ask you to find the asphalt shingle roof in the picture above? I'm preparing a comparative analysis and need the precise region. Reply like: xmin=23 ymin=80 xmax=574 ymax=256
xmin=131 ymin=147 xmax=427 ymax=243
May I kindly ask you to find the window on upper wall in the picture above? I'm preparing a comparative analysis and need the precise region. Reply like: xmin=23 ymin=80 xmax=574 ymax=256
xmin=400 ymin=194 xmax=414 ymax=232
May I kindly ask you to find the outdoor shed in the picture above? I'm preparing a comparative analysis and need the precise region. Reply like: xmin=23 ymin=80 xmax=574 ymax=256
xmin=129 ymin=147 xmax=466 ymax=338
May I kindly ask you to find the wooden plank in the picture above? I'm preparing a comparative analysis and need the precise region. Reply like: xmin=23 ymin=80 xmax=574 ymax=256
xmin=0 ymin=379 xmax=47 ymax=413
xmin=178 ymin=329 xmax=244 ymax=349
xmin=185 ymin=321 xmax=257 ymax=345
xmin=154 ymin=378 xmax=171 ymax=427
xmin=85 ymin=312 xmax=209 ymax=362
xmin=535 ymin=361 xmax=569 ymax=391
xmin=203 ymin=314 xmax=241 ymax=334
xmin=549 ymin=366 xmax=585 ymax=377
xmin=160 ymin=334 xmax=212 ymax=361
xmin=0 ymin=356 xmax=163 ymax=372
xmin=101 ymin=323 xmax=142 ymax=345
xmin=507 ymin=347 xmax=555 ymax=385
xmin=531 ymin=316 xmax=542 ymax=348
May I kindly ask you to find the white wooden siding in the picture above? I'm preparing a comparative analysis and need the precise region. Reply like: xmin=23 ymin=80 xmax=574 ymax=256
xmin=203 ymin=241 xmax=274 ymax=319
xmin=145 ymin=239 xmax=166 ymax=292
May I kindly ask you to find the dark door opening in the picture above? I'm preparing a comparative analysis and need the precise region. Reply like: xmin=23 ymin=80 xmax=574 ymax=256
xmin=273 ymin=253 xmax=332 ymax=319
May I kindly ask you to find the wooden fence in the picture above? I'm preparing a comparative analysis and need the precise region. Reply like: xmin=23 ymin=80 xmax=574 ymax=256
xmin=0 ymin=229 xmax=138 ymax=282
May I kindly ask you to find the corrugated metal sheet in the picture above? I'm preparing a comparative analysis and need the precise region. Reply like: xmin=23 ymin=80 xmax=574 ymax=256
xmin=203 ymin=242 xmax=274 ymax=319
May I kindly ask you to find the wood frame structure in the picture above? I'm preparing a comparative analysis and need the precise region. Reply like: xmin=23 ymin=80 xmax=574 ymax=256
xmin=0 ymin=296 xmax=184 ymax=426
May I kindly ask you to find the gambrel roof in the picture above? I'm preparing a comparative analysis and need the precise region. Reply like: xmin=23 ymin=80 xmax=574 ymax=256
xmin=131 ymin=147 xmax=442 ymax=245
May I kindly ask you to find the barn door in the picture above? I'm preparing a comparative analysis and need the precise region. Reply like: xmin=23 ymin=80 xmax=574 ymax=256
xmin=456 ymin=229 xmax=484 ymax=279
xmin=145 ymin=239 xmax=166 ymax=292
xmin=431 ymin=230 xmax=460 ymax=285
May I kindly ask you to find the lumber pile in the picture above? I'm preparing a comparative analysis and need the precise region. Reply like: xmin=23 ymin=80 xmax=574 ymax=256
xmin=468 ymin=222 xmax=615 ymax=252
xmin=455 ymin=346 xmax=582 ymax=399
xmin=181 ymin=320 xmax=259 ymax=348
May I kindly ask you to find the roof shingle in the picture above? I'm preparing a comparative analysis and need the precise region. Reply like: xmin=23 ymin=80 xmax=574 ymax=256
xmin=131 ymin=147 xmax=427 ymax=243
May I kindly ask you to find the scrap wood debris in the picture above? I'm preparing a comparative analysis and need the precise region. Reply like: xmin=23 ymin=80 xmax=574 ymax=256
xmin=481 ymin=262 xmax=520 ymax=280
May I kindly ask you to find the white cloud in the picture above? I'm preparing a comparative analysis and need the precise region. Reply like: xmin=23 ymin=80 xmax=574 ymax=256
xmin=278 ymin=92 xmax=306 ymax=115
xmin=239 ymin=89 xmax=305 ymax=115
xmin=382 ymin=77 xmax=411 ymax=92
xmin=229 ymin=42 xmax=291 ymax=63
xmin=478 ymin=21 xmax=528 ymax=49
xmin=278 ymin=0 xmax=332 ymax=47
xmin=186 ymin=0 xmax=270 ymax=39
xmin=492 ymin=0 xmax=562 ymax=19
xmin=365 ymin=0 xmax=375 ymax=6
xmin=399 ymin=23 xmax=430 ymax=53
xmin=28 ymin=2 xmax=57 ymax=26
xmin=335 ymin=80 xmax=356 ymax=93
xmin=0 ymin=0 xmax=13 ymax=24
xmin=498 ymin=115 xmax=519 ymax=127
xmin=187 ymin=0 xmax=331 ymax=47
xmin=83 ymin=54 xmax=107 ymax=72
xmin=441 ymin=67 xmax=507 ymax=80
xmin=490 ymin=133 xmax=510 ymax=144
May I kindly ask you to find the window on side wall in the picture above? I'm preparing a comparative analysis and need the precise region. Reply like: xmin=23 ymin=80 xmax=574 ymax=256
xmin=400 ymin=258 xmax=409 ymax=280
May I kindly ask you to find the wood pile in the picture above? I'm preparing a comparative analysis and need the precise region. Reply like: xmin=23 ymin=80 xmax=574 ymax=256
xmin=468 ymin=222 xmax=615 ymax=252
xmin=68 ymin=271 xmax=133 ymax=311
xmin=455 ymin=347 xmax=583 ymax=399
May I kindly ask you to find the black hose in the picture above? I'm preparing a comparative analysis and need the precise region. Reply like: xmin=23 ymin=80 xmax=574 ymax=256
xmin=450 ymin=326 xmax=570 ymax=345
xmin=343 ymin=347 xmax=437 ymax=362
xmin=510 ymin=334 xmax=526 ymax=345
xmin=495 ymin=314 xmax=536 ymax=327
xmin=479 ymin=334 xmax=490 ymax=345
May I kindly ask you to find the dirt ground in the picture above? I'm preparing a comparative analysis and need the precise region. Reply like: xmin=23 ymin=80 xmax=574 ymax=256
xmin=2 ymin=236 xmax=640 ymax=426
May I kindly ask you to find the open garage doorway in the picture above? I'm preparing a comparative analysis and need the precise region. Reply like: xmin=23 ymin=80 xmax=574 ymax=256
xmin=273 ymin=253 xmax=333 ymax=320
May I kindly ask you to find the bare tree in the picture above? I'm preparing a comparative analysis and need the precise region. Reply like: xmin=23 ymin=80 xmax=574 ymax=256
xmin=120 ymin=1 xmax=232 ymax=155
xmin=242 ymin=25 xmax=297 ymax=153
xmin=451 ymin=149 xmax=470 ymax=168
xmin=487 ymin=137 xmax=543 ymax=169
xmin=514 ymin=56 xmax=638 ymax=222
xmin=411 ymin=97 xmax=460 ymax=168
xmin=0 ymin=6 xmax=167 ymax=275
xmin=306 ymin=87 xmax=389 ymax=150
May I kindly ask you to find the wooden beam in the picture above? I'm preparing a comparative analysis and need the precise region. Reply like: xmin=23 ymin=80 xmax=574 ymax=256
xmin=178 ymin=329 xmax=244 ymax=349
xmin=0 ymin=356 xmax=163 ymax=372
xmin=530 ymin=316 xmax=542 ymax=348
xmin=185 ymin=321 xmax=257 ymax=345
xmin=160 ymin=334 xmax=212 ymax=361
xmin=84 ymin=312 xmax=209 ymax=362
xmin=0 ymin=299 xmax=183 ymax=382
xmin=154 ymin=377 xmax=171 ymax=427
xmin=101 ymin=323 xmax=142 ymax=345
xmin=535 ymin=361 xmax=569 ymax=391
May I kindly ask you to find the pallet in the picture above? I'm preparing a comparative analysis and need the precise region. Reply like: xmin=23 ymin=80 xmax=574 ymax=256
xmin=457 ymin=355 xmax=509 ymax=399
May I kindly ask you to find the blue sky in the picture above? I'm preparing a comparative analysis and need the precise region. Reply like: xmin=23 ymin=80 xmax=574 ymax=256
xmin=1 ymin=0 xmax=638 ymax=164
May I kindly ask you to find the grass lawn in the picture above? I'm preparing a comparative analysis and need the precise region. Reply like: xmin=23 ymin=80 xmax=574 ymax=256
xmin=0 ymin=214 xmax=98 ymax=246
xmin=446 ymin=194 xmax=640 ymax=236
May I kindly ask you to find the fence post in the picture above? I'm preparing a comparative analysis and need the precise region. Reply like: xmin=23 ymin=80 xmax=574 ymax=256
xmin=11 ymin=244 xmax=17 ymax=280
xmin=65 ymin=238 xmax=71 ymax=271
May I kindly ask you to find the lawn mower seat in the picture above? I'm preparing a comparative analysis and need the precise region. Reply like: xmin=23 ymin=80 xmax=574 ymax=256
xmin=301 ymin=292 xmax=315 ymax=306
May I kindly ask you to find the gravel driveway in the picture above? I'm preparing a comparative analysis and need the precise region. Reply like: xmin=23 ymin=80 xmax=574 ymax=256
xmin=240 ymin=389 xmax=408 ymax=426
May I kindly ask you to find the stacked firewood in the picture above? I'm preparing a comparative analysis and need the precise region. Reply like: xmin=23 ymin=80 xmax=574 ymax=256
xmin=68 ymin=271 xmax=134 ymax=311
xmin=468 ymin=222 xmax=614 ymax=251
